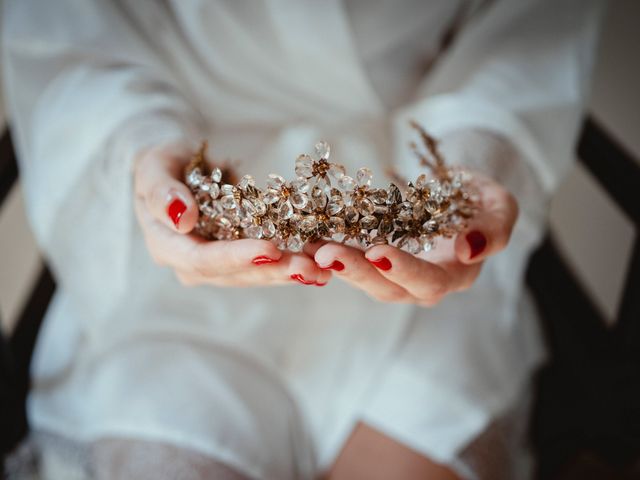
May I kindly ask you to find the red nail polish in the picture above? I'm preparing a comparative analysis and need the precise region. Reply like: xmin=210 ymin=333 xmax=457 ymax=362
xmin=167 ymin=198 xmax=187 ymax=228
xmin=290 ymin=274 xmax=315 ymax=285
xmin=467 ymin=231 xmax=487 ymax=259
xmin=252 ymin=255 xmax=279 ymax=266
xmin=315 ymin=282 xmax=327 ymax=287
xmin=369 ymin=257 xmax=392 ymax=271
xmin=319 ymin=260 xmax=344 ymax=272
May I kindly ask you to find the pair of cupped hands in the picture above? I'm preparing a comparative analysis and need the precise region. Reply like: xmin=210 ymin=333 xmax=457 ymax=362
xmin=134 ymin=143 xmax=518 ymax=307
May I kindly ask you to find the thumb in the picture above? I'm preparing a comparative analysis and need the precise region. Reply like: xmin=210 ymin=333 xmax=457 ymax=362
xmin=454 ymin=178 xmax=519 ymax=264
xmin=134 ymin=143 xmax=199 ymax=234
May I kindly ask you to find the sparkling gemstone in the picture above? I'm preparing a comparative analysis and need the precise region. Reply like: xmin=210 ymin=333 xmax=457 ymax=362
xmin=327 ymin=199 xmax=344 ymax=215
xmin=338 ymin=175 xmax=356 ymax=191
xmin=240 ymin=216 xmax=253 ymax=228
xmin=387 ymin=184 xmax=402 ymax=204
xmin=187 ymin=169 xmax=203 ymax=187
xmin=356 ymin=197 xmax=375 ymax=215
xmin=245 ymin=224 xmax=263 ymax=239
xmin=300 ymin=215 xmax=317 ymax=233
xmin=287 ymin=235 xmax=303 ymax=252
xmin=412 ymin=201 xmax=425 ymax=219
xmin=241 ymin=198 xmax=256 ymax=216
xmin=290 ymin=191 xmax=308 ymax=209
xmin=211 ymin=167 xmax=222 ymax=183
xmin=441 ymin=182 xmax=452 ymax=197
xmin=267 ymin=174 xmax=286 ymax=190
xmin=332 ymin=231 xmax=346 ymax=243
xmin=221 ymin=184 xmax=235 ymax=196
xmin=328 ymin=163 xmax=345 ymax=180
xmin=371 ymin=235 xmax=388 ymax=245
xmin=314 ymin=141 xmax=330 ymax=160
xmin=405 ymin=237 xmax=421 ymax=254
xmin=419 ymin=235 xmax=434 ymax=252
xmin=378 ymin=217 xmax=394 ymax=235
xmin=262 ymin=220 xmax=276 ymax=238
xmin=209 ymin=183 xmax=220 ymax=199
xmin=199 ymin=177 xmax=213 ymax=192
xmin=423 ymin=219 xmax=438 ymax=233
xmin=295 ymin=154 xmax=314 ymax=178
xmin=291 ymin=177 xmax=311 ymax=193
xmin=360 ymin=215 xmax=378 ymax=229
xmin=239 ymin=175 xmax=255 ymax=190
xmin=425 ymin=200 xmax=439 ymax=214
xmin=356 ymin=167 xmax=373 ymax=187
xmin=221 ymin=195 xmax=236 ymax=210
xmin=315 ymin=175 xmax=331 ymax=194
xmin=251 ymin=199 xmax=265 ymax=216
xmin=311 ymin=186 xmax=327 ymax=209
xmin=279 ymin=201 xmax=294 ymax=220
xmin=263 ymin=189 xmax=280 ymax=205
xmin=370 ymin=189 xmax=387 ymax=204
xmin=344 ymin=206 xmax=359 ymax=224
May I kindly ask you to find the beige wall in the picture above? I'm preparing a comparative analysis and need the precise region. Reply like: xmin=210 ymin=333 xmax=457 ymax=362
xmin=1 ymin=0 xmax=639 ymax=331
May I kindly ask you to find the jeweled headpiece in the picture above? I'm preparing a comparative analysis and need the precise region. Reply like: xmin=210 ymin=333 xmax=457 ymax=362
xmin=184 ymin=122 xmax=477 ymax=254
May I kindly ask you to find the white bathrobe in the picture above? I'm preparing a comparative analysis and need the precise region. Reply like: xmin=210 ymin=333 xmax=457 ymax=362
xmin=2 ymin=1 xmax=603 ymax=478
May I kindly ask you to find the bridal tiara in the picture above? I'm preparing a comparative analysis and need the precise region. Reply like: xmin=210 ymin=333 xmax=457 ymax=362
xmin=183 ymin=122 xmax=478 ymax=254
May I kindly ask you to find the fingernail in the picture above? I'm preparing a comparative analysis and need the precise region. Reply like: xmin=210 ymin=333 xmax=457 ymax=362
xmin=167 ymin=198 xmax=187 ymax=228
xmin=252 ymin=255 xmax=279 ymax=266
xmin=315 ymin=282 xmax=327 ymax=287
xmin=319 ymin=260 xmax=344 ymax=272
xmin=467 ymin=231 xmax=487 ymax=259
xmin=368 ymin=257 xmax=392 ymax=271
xmin=290 ymin=274 xmax=315 ymax=285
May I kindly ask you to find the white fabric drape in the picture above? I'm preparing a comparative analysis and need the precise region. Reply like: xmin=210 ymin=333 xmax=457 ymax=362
xmin=2 ymin=1 xmax=603 ymax=478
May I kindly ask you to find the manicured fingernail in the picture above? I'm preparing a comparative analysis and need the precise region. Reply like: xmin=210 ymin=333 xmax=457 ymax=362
xmin=368 ymin=257 xmax=392 ymax=271
xmin=290 ymin=274 xmax=314 ymax=285
xmin=315 ymin=282 xmax=327 ymax=287
xmin=319 ymin=260 xmax=344 ymax=272
xmin=167 ymin=198 xmax=187 ymax=227
xmin=467 ymin=231 xmax=487 ymax=259
xmin=252 ymin=255 xmax=279 ymax=266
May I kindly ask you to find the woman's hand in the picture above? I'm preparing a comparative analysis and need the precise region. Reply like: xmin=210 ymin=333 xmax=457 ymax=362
xmin=313 ymin=172 xmax=518 ymax=306
xmin=133 ymin=143 xmax=332 ymax=287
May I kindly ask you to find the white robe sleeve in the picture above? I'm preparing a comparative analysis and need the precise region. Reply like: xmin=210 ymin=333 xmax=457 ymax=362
xmin=2 ymin=0 xmax=207 ymax=317
xmin=392 ymin=0 xmax=605 ymax=229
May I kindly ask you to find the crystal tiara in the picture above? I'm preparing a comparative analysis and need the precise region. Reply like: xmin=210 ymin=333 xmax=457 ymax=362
xmin=183 ymin=122 xmax=478 ymax=254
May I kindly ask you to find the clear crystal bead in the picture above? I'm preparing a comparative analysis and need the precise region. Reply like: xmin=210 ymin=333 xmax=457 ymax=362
xmin=287 ymin=235 xmax=303 ymax=252
xmin=423 ymin=219 xmax=438 ymax=233
xmin=221 ymin=184 xmax=235 ymax=196
xmin=356 ymin=167 xmax=373 ymax=187
xmin=311 ymin=186 xmax=327 ymax=209
xmin=315 ymin=175 xmax=331 ymax=194
xmin=360 ymin=215 xmax=378 ymax=229
xmin=209 ymin=183 xmax=220 ymax=199
xmin=187 ymin=169 xmax=203 ymax=187
xmin=279 ymin=200 xmax=294 ymax=220
xmin=356 ymin=197 xmax=375 ymax=215
xmin=378 ymin=217 xmax=394 ymax=235
xmin=211 ymin=167 xmax=222 ymax=183
xmin=262 ymin=220 xmax=276 ymax=238
xmin=290 ymin=192 xmax=308 ymax=209
xmin=405 ymin=237 xmax=421 ymax=254
xmin=295 ymin=155 xmax=314 ymax=178
xmin=412 ymin=201 xmax=425 ymax=219
xmin=441 ymin=182 xmax=452 ymax=197
xmin=241 ymin=198 xmax=256 ymax=216
xmin=300 ymin=215 xmax=317 ymax=233
xmin=253 ymin=199 xmax=267 ymax=216
xmin=221 ymin=195 xmax=236 ymax=210
xmin=338 ymin=175 xmax=356 ymax=191
xmin=291 ymin=177 xmax=311 ymax=193
xmin=327 ymin=199 xmax=344 ymax=215
xmin=344 ymin=206 xmax=359 ymax=224
xmin=328 ymin=163 xmax=345 ymax=180
xmin=267 ymin=174 xmax=286 ymax=190
xmin=245 ymin=224 xmax=263 ymax=239
xmin=263 ymin=189 xmax=280 ymax=205
xmin=239 ymin=175 xmax=255 ymax=190
xmin=370 ymin=189 xmax=387 ymax=204
xmin=425 ymin=200 xmax=439 ymax=214
xmin=240 ymin=216 xmax=253 ymax=228
xmin=199 ymin=177 xmax=213 ymax=192
xmin=314 ymin=141 xmax=330 ymax=160
xmin=332 ymin=231 xmax=346 ymax=243
xmin=419 ymin=235 xmax=434 ymax=252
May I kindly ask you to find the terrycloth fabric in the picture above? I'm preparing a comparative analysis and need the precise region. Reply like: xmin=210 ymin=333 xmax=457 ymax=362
xmin=2 ymin=1 xmax=603 ymax=478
